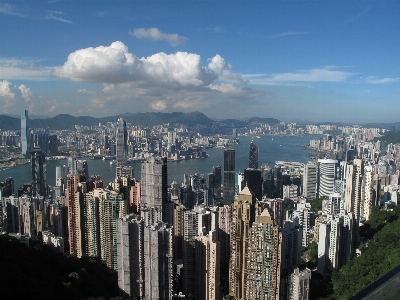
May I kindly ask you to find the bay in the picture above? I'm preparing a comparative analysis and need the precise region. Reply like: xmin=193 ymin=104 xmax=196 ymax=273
xmin=0 ymin=135 xmax=319 ymax=190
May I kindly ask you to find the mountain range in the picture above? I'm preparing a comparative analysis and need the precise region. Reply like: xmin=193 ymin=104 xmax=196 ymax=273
xmin=0 ymin=111 xmax=281 ymax=131
xmin=1 ymin=111 xmax=398 ymax=132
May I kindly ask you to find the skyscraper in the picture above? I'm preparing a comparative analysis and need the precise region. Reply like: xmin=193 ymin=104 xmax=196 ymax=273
xmin=117 ymin=216 xmax=173 ymax=299
xmin=244 ymin=209 xmax=282 ymax=300
xmin=33 ymin=130 xmax=49 ymax=156
xmin=104 ymin=134 xmax=109 ymax=150
xmin=97 ymin=189 xmax=127 ymax=270
xmin=243 ymin=168 xmax=262 ymax=201
xmin=205 ymin=172 xmax=215 ymax=206
xmin=344 ymin=159 xmax=363 ymax=221
xmin=303 ymin=162 xmax=317 ymax=200
xmin=143 ymin=222 xmax=173 ymax=299
xmin=361 ymin=165 xmax=374 ymax=221
xmin=249 ymin=141 xmax=258 ymax=169
xmin=82 ymin=190 xmax=100 ymax=257
xmin=223 ymin=149 xmax=235 ymax=205
xmin=140 ymin=156 xmax=168 ymax=225
xmin=66 ymin=174 xmax=87 ymax=257
xmin=229 ymin=186 xmax=257 ymax=298
xmin=68 ymin=157 xmax=76 ymax=175
xmin=48 ymin=134 xmax=58 ymax=156
xmin=344 ymin=159 xmax=363 ymax=247
xmin=213 ymin=165 xmax=222 ymax=199
xmin=117 ymin=214 xmax=144 ymax=299
xmin=318 ymin=159 xmax=338 ymax=198
xmin=280 ymin=219 xmax=302 ymax=276
xmin=287 ymin=268 xmax=311 ymax=300
xmin=116 ymin=118 xmax=128 ymax=167
xmin=31 ymin=147 xmax=46 ymax=197
xmin=230 ymin=185 xmax=291 ymax=299
xmin=76 ymin=160 xmax=89 ymax=180
xmin=182 ymin=210 xmax=199 ymax=295
xmin=317 ymin=211 xmax=354 ymax=275
xmin=21 ymin=110 xmax=29 ymax=155
xmin=218 ymin=205 xmax=231 ymax=271
xmin=195 ymin=231 xmax=220 ymax=300
xmin=55 ymin=165 xmax=69 ymax=195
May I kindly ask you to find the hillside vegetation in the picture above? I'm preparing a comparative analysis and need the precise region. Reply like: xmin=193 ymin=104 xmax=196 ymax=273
xmin=0 ymin=235 xmax=120 ymax=299
xmin=374 ymin=131 xmax=400 ymax=144
xmin=326 ymin=206 xmax=400 ymax=299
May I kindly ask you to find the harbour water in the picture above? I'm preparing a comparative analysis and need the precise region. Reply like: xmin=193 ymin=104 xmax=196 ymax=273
xmin=0 ymin=135 xmax=321 ymax=189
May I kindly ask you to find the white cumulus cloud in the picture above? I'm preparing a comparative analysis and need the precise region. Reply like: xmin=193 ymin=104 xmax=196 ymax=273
xmin=208 ymin=54 xmax=248 ymax=83
xmin=18 ymin=84 xmax=32 ymax=101
xmin=53 ymin=41 xmax=217 ymax=85
xmin=0 ymin=80 xmax=15 ymax=99
xmin=0 ymin=80 xmax=17 ymax=112
xmin=54 ymin=41 xmax=264 ymax=114
xmin=130 ymin=28 xmax=188 ymax=46
xmin=151 ymin=100 xmax=167 ymax=111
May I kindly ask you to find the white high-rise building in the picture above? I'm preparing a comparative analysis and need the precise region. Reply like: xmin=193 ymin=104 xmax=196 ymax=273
xmin=361 ymin=165 xmax=374 ymax=222
xmin=344 ymin=159 xmax=363 ymax=222
xmin=317 ymin=211 xmax=353 ymax=275
xmin=323 ymin=193 xmax=344 ymax=216
xmin=292 ymin=201 xmax=311 ymax=247
xmin=287 ymin=268 xmax=311 ymax=300
xmin=318 ymin=159 xmax=338 ymax=198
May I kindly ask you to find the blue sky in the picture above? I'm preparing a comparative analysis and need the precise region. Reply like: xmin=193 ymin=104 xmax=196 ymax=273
xmin=0 ymin=1 xmax=399 ymax=123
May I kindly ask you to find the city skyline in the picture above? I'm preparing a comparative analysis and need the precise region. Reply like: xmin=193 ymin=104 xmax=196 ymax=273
xmin=1 ymin=104 xmax=399 ymax=298
xmin=0 ymin=1 xmax=399 ymax=123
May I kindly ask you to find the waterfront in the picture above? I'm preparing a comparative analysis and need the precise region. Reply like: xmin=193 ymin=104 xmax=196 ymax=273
xmin=0 ymin=135 xmax=321 ymax=189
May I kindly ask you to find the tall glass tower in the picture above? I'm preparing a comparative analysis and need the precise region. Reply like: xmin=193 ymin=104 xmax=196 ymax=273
xmin=21 ymin=110 xmax=28 ymax=155
xmin=116 ymin=118 xmax=127 ymax=166
xmin=249 ymin=141 xmax=258 ymax=169
xmin=223 ymin=149 xmax=235 ymax=205
xmin=213 ymin=165 xmax=222 ymax=199
xmin=31 ymin=147 xmax=46 ymax=197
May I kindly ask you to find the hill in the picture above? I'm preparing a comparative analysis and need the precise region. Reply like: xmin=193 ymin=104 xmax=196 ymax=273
xmin=247 ymin=117 xmax=281 ymax=124
xmin=0 ymin=111 xmax=283 ymax=131
xmin=0 ymin=111 xmax=214 ymax=130
xmin=364 ymin=122 xmax=399 ymax=131
xmin=373 ymin=131 xmax=400 ymax=144
xmin=325 ymin=206 xmax=400 ymax=299
xmin=0 ymin=115 xmax=20 ymax=130
xmin=0 ymin=234 xmax=119 ymax=299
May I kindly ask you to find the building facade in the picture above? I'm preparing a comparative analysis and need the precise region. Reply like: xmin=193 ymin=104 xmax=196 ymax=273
xmin=224 ymin=149 xmax=236 ymax=205
xmin=249 ymin=141 xmax=259 ymax=169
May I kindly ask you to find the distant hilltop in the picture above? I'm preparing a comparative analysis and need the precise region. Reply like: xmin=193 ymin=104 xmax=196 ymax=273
xmin=0 ymin=111 xmax=281 ymax=131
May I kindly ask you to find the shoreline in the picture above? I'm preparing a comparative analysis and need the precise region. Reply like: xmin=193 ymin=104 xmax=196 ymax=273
xmin=0 ymin=159 xmax=30 ymax=169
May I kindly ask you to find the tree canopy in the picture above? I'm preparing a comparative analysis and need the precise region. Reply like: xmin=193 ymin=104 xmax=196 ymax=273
xmin=0 ymin=234 xmax=119 ymax=299
xmin=329 ymin=206 xmax=400 ymax=299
